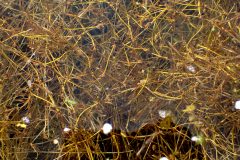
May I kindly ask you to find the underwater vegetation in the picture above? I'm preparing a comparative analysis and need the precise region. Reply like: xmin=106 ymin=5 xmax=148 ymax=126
xmin=0 ymin=0 xmax=239 ymax=159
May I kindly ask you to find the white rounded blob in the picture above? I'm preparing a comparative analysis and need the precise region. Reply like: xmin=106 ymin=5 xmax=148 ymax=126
xmin=186 ymin=65 xmax=196 ymax=73
xmin=234 ymin=100 xmax=240 ymax=110
xmin=22 ymin=117 xmax=30 ymax=124
xmin=27 ymin=80 xmax=32 ymax=88
xmin=102 ymin=123 xmax=113 ymax=135
xmin=191 ymin=136 xmax=200 ymax=142
xmin=159 ymin=110 xmax=167 ymax=118
xmin=158 ymin=110 xmax=171 ymax=119
xmin=53 ymin=139 xmax=59 ymax=144
xmin=136 ymin=2 xmax=140 ymax=5
xmin=63 ymin=127 xmax=71 ymax=132
xmin=159 ymin=157 xmax=169 ymax=160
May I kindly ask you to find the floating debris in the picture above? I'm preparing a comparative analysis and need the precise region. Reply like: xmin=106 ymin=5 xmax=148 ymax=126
xmin=186 ymin=65 xmax=196 ymax=73
xmin=191 ymin=136 xmax=200 ymax=142
xmin=159 ymin=157 xmax=169 ymax=160
xmin=183 ymin=104 xmax=196 ymax=113
xmin=63 ymin=127 xmax=71 ymax=132
xmin=234 ymin=100 xmax=240 ymax=110
xmin=158 ymin=110 xmax=172 ymax=119
xmin=27 ymin=80 xmax=32 ymax=88
xmin=22 ymin=116 xmax=30 ymax=124
xmin=102 ymin=123 xmax=112 ymax=135
xmin=191 ymin=135 xmax=204 ymax=144
xmin=16 ymin=123 xmax=27 ymax=128
xmin=53 ymin=139 xmax=59 ymax=144
xmin=64 ymin=97 xmax=77 ymax=106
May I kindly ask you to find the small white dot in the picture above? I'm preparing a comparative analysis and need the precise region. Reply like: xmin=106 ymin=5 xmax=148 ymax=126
xmin=53 ymin=139 xmax=59 ymax=144
xmin=102 ymin=123 xmax=112 ymax=135
xmin=27 ymin=80 xmax=32 ymax=88
xmin=191 ymin=136 xmax=200 ymax=142
xmin=63 ymin=127 xmax=71 ymax=132
xmin=22 ymin=117 xmax=30 ymax=124
xmin=159 ymin=157 xmax=169 ymax=160
xmin=159 ymin=110 xmax=167 ymax=118
xmin=159 ymin=110 xmax=171 ymax=118
xmin=186 ymin=65 xmax=196 ymax=73
xmin=234 ymin=100 xmax=240 ymax=110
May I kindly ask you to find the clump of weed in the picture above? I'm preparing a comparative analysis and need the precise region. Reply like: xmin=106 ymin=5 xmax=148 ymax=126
xmin=0 ymin=0 xmax=239 ymax=159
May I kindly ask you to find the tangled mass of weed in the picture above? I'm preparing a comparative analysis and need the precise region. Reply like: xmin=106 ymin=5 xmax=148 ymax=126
xmin=0 ymin=0 xmax=239 ymax=159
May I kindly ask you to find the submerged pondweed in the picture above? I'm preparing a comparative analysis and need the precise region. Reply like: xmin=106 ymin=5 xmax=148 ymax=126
xmin=0 ymin=0 xmax=239 ymax=159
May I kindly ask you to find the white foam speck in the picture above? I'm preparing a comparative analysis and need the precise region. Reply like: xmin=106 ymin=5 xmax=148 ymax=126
xmin=234 ymin=100 xmax=240 ymax=110
xmin=159 ymin=157 xmax=169 ymax=160
xmin=102 ymin=123 xmax=112 ymax=135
